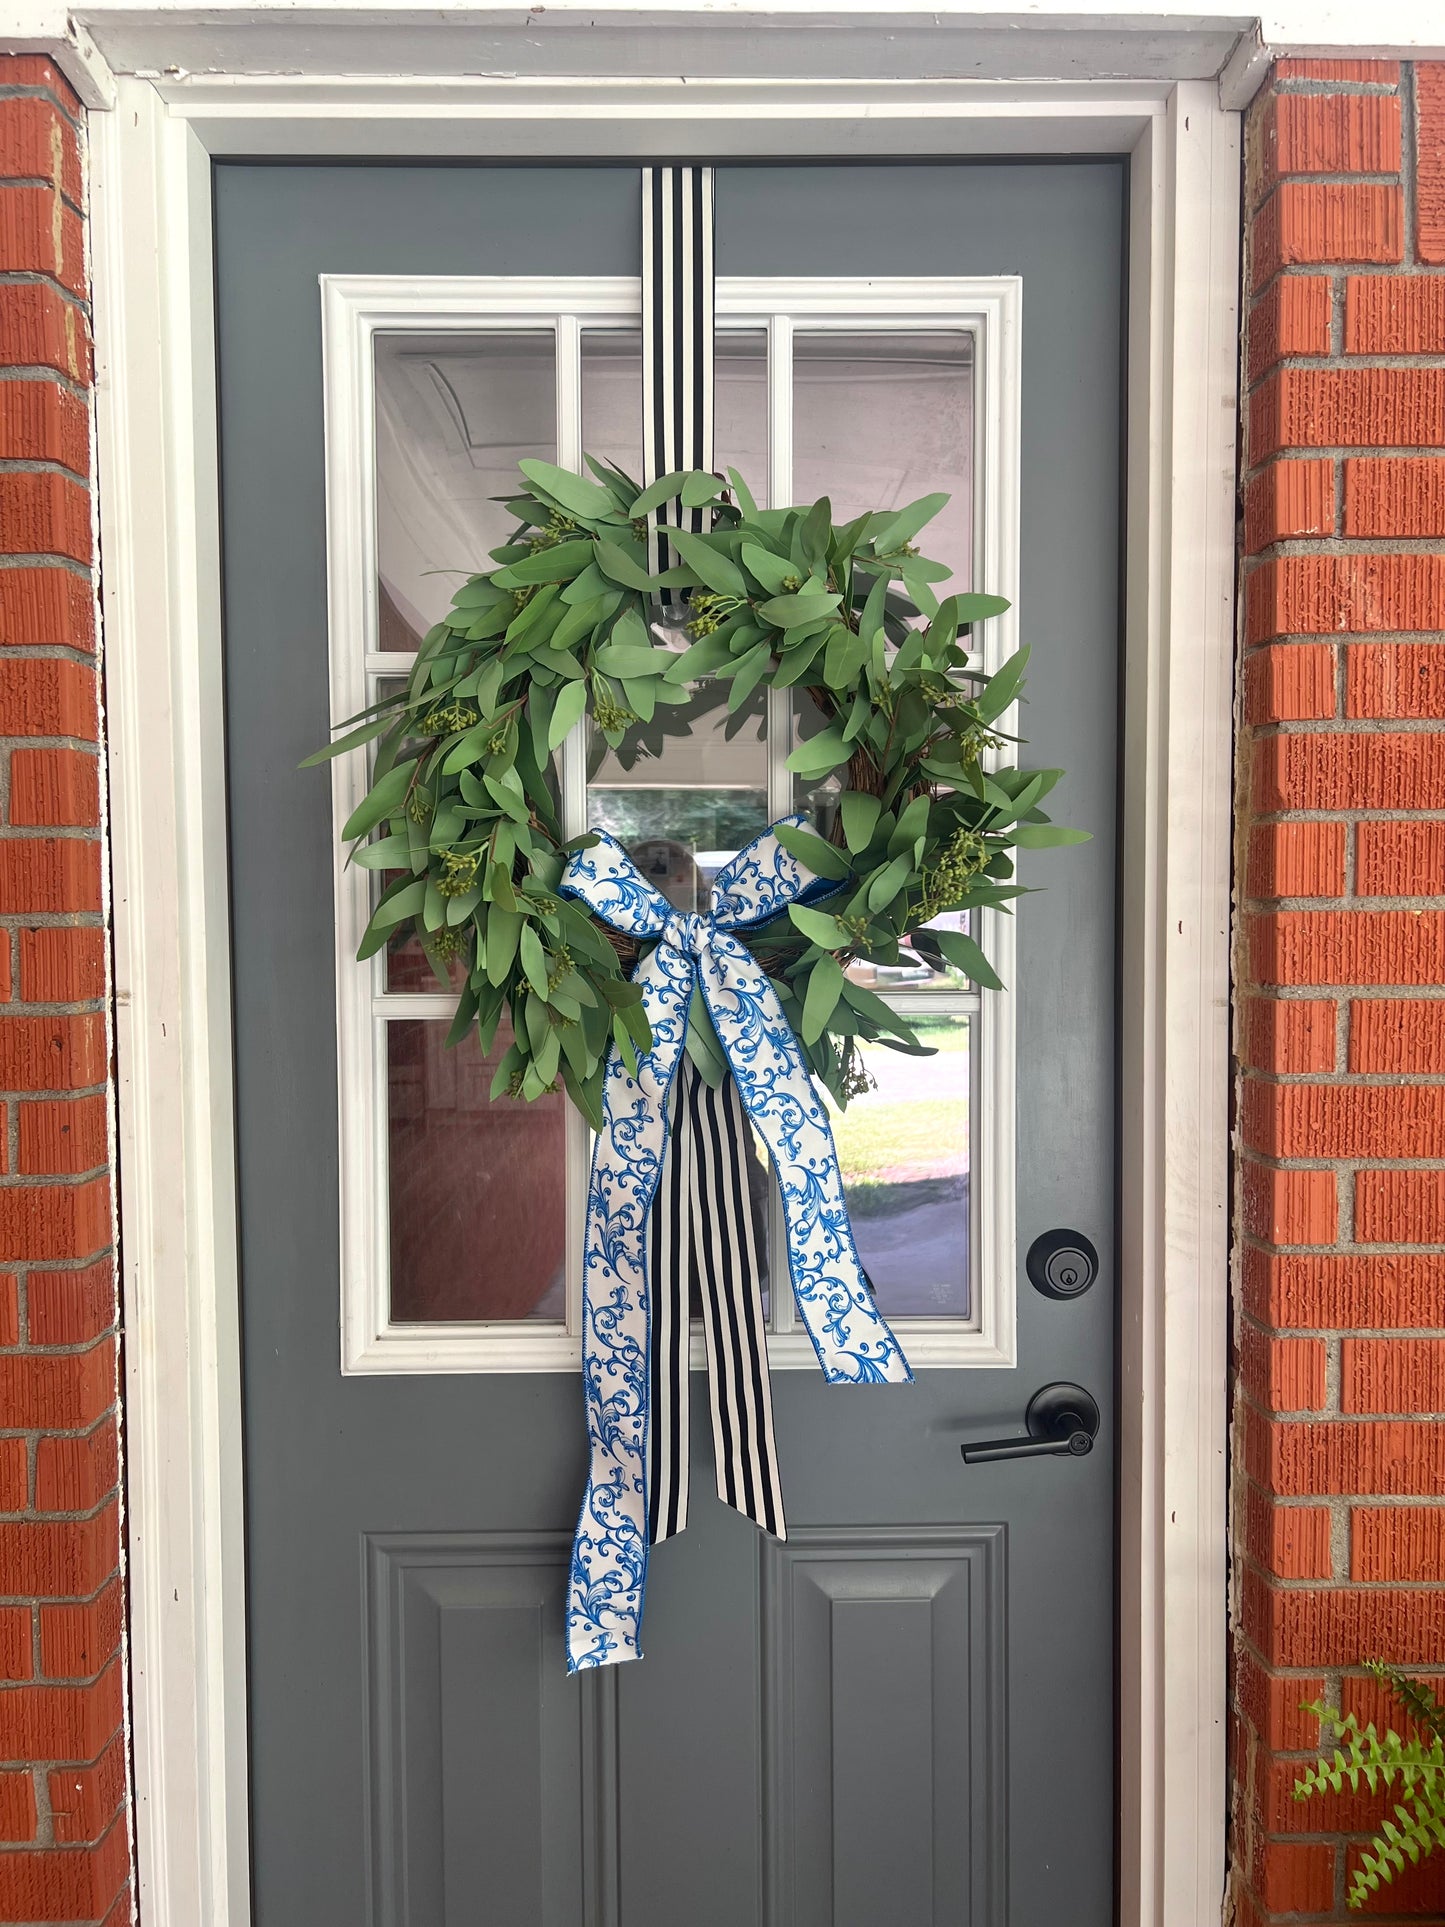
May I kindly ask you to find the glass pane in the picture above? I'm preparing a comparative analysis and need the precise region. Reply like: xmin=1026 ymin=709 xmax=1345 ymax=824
xmin=792 ymin=330 xmax=973 ymax=590
xmin=387 ymin=1019 xmax=566 ymax=1322
xmin=827 ymin=1016 xmax=971 ymax=1319
xmin=717 ymin=331 xmax=769 ymax=505
xmin=581 ymin=328 xmax=643 ymax=486
xmin=375 ymin=330 xmax=557 ymax=649
xmin=588 ymin=683 xmax=769 ymax=910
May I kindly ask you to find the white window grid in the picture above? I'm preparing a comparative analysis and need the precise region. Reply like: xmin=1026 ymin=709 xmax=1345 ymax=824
xmin=321 ymin=274 xmax=1020 ymax=1373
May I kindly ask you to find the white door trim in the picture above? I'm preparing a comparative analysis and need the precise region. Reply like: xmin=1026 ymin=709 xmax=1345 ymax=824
xmin=324 ymin=271 xmax=1018 ymax=1378
xmin=90 ymin=66 xmax=1237 ymax=1927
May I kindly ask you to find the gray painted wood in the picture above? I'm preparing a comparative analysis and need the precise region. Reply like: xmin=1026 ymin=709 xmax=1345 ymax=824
xmin=215 ymin=157 xmax=1123 ymax=1925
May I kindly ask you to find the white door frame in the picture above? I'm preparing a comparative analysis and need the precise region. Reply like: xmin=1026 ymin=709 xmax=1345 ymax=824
xmin=88 ymin=62 xmax=1237 ymax=1927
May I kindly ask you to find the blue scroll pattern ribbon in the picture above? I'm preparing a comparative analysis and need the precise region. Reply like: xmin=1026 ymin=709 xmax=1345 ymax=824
xmin=560 ymin=817 xmax=914 ymax=1672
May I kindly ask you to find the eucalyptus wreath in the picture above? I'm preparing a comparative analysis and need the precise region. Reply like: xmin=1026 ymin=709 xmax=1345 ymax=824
xmin=309 ymin=457 xmax=1087 ymax=1131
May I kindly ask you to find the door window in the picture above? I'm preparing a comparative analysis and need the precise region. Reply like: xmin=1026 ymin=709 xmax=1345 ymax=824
xmin=323 ymin=276 xmax=1019 ymax=1372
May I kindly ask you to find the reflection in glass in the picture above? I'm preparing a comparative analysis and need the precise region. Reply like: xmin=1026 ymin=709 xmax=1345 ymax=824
xmin=793 ymin=331 xmax=973 ymax=590
xmin=588 ymin=683 xmax=769 ymax=911
xmin=581 ymin=329 xmax=644 ymax=485
xmin=578 ymin=328 xmax=768 ymax=510
xmin=717 ymin=332 xmax=769 ymax=503
xmin=375 ymin=330 xmax=557 ymax=649
xmin=828 ymin=1019 xmax=971 ymax=1318
xmin=388 ymin=1019 xmax=566 ymax=1322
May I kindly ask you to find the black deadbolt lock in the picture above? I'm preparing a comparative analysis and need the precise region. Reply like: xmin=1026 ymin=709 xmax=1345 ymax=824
xmin=1027 ymin=1228 xmax=1099 ymax=1301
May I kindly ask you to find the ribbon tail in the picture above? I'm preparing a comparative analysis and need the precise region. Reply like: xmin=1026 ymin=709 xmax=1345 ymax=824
xmin=566 ymin=947 xmax=693 ymax=1674
xmin=685 ymin=1061 xmax=787 ymax=1540
xmin=647 ymin=1070 xmax=690 ymax=1546
xmin=699 ymin=936 xmax=913 ymax=1389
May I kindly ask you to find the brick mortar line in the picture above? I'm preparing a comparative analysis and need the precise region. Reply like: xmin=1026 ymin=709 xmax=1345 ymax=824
xmin=0 ymin=558 xmax=91 ymax=584
xmin=0 ymin=82 xmax=87 ymax=135
xmin=0 ymin=1164 xmax=114 ymax=1188
xmin=1256 ymin=257 xmax=1445 ymax=281
xmin=0 ymin=828 xmax=108 ymax=844
xmin=1247 ymin=537 xmax=1445 ymax=559
xmin=0 ymin=1008 xmax=110 ymax=1022
xmin=0 ymin=370 xmax=91 ymax=405
xmin=1241 ymin=1067 xmax=1445 ymax=1084
xmin=0 ymin=273 xmax=89 ymax=317
xmin=0 ymin=460 xmax=92 ymax=488
xmin=1249 ymin=174 xmax=1404 ymax=222
xmin=1401 ymin=57 xmax=1420 ymax=276
xmin=1248 ymin=635 xmax=1445 ymax=653
xmin=1244 ymin=360 xmax=1445 ymax=392
xmin=1249 ymin=716 xmax=1445 ymax=734
xmin=1246 ymin=1324 xmax=1445 ymax=1341
xmin=1245 ymin=895 xmax=1445 ymax=912
xmin=1256 ymin=173 xmax=1405 ymax=204
xmin=0 ymin=176 xmax=83 ymax=220
xmin=1248 ymin=1140 xmax=1445 ymax=1156
xmin=1250 ymin=813 xmax=1445 ymax=828
xmin=1272 ymin=79 xmax=1403 ymax=95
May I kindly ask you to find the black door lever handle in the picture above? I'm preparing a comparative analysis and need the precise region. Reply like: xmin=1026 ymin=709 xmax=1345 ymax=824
xmin=961 ymin=1381 xmax=1100 ymax=1465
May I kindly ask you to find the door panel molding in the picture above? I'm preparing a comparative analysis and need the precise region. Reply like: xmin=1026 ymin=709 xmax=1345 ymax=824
xmin=761 ymin=1525 xmax=1007 ymax=1926
xmin=364 ymin=1529 xmax=620 ymax=1927
xmin=94 ymin=73 xmax=1235 ymax=1927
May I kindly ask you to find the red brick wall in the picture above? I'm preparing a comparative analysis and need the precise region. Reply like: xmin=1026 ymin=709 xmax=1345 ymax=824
xmin=1235 ymin=58 xmax=1445 ymax=1926
xmin=0 ymin=55 xmax=130 ymax=1927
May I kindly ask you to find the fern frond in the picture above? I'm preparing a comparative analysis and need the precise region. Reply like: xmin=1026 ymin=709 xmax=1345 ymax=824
xmin=1369 ymin=1659 xmax=1445 ymax=1745
xmin=1347 ymin=1794 xmax=1445 ymax=1909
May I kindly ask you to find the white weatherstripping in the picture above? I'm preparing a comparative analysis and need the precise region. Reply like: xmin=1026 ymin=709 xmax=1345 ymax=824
xmin=91 ymin=65 xmax=1235 ymax=1927
xmin=323 ymin=273 xmax=1019 ymax=1376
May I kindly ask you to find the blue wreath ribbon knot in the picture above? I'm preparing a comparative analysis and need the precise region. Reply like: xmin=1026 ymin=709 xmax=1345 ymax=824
xmin=560 ymin=817 xmax=914 ymax=1672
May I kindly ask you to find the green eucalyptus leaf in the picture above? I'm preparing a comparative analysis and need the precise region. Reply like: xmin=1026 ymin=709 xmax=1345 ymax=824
xmin=594 ymin=539 xmax=660 ymax=592
xmin=485 ymin=907 xmax=521 ymax=986
xmin=953 ymin=592 xmax=1012 ymax=626
xmin=976 ymin=644 xmax=1031 ymax=723
xmin=492 ymin=538 xmax=594 ymax=585
xmin=1010 ymin=823 xmax=1092 ymax=848
xmin=548 ymin=678 xmax=588 ymax=748
xmin=726 ymin=467 xmax=759 ymax=519
xmin=342 ymin=759 xmax=416 ymax=841
xmin=681 ymin=470 xmax=722 ymax=508
xmin=774 ymin=822 xmax=853 ymax=881
xmin=801 ymin=950 xmax=845 ymax=1045
xmin=518 ymin=458 xmax=616 ymax=521
xmin=628 ymin=470 xmax=691 ymax=517
xmin=757 ymin=590 xmax=841 ymax=630
xmin=930 ymin=927 xmax=1004 ymax=991
xmin=666 ymin=527 xmax=748 ymax=597
xmin=788 ymin=904 xmax=846 ymax=950
xmin=869 ymin=491 xmax=949 ymax=555
xmin=866 ymin=853 xmax=912 ymax=912
xmin=839 ymin=791 xmax=882 ymax=854
xmin=785 ymin=727 xmax=850 ymax=779
xmin=740 ymin=542 xmax=796 ymax=594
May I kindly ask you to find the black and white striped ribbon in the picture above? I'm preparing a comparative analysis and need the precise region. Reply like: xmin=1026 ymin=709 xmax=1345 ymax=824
xmin=641 ymin=166 xmax=715 ymax=592
xmin=648 ymin=1061 xmax=785 ymax=1545
xmin=639 ymin=168 xmax=786 ymax=1545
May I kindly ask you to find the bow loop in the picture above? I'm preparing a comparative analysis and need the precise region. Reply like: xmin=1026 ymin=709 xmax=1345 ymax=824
xmin=708 ymin=815 xmax=838 ymax=930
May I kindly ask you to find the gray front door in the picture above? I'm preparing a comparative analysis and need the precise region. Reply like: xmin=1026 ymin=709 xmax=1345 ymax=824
xmin=216 ymin=158 xmax=1123 ymax=1926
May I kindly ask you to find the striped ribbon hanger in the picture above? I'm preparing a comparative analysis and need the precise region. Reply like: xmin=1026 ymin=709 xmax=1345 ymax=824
xmin=638 ymin=165 xmax=781 ymax=1548
xmin=642 ymin=166 xmax=714 ymax=593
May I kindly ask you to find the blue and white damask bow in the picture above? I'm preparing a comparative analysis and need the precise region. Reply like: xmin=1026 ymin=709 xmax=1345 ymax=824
xmin=560 ymin=817 xmax=913 ymax=1672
